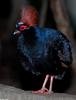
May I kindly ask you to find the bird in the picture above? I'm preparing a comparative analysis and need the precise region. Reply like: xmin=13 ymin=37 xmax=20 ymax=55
xmin=11 ymin=21 xmax=73 ymax=94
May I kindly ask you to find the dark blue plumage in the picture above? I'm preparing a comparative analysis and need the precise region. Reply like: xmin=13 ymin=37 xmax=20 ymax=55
xmin=11 ymin=22 xmax=73 ymax=93
xmin=17 ymin=26 xmax=72 ymax=74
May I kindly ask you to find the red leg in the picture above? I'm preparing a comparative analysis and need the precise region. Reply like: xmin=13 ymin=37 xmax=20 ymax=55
xmin=32 ymin=75 xmax=55 ymax=94
xmin=32 ymin=74 xmax=49 ymax=94
xmin=42 ymin=76 xmax=54 ymax=94
xmin=48 ymin=76 xmax=54 ymax=94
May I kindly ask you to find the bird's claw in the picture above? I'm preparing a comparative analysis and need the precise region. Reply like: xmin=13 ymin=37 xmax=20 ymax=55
xmin=32 ymin=88 xmax=53 ymax=94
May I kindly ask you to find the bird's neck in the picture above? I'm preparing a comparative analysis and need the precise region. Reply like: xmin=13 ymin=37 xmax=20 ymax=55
xmin=23 ymin=27 xmax=37 ymax=46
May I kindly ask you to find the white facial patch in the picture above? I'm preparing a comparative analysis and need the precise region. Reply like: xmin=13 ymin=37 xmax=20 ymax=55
xmin=13 ymin=30 xmax=20 ymax=35
xmin=18 ymin=22 xmax=24 ymax=25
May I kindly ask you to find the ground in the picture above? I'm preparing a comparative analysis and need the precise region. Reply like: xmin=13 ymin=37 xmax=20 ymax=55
xmin=0 ymin=84 xmax=76 ymax=100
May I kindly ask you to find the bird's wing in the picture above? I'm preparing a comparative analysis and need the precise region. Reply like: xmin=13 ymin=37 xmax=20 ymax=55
xmin=53 ymin=31 xmax=73 ymax=66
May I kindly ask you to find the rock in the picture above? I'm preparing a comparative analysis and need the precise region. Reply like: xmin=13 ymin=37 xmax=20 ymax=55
xmin=0 ymin=84 xmax=75 ymax=100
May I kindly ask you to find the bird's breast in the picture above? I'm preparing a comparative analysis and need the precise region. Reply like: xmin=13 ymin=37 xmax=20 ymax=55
xmin=26 ymin=40 xmax=48 ymax=63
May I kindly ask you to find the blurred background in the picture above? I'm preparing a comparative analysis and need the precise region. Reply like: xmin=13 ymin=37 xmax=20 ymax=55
xmin=0 ymin=0 xmax=76 ymax=95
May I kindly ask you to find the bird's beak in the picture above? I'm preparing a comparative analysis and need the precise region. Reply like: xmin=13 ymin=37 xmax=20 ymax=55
xmin=13 ymin=30 xmax=20 ymax=35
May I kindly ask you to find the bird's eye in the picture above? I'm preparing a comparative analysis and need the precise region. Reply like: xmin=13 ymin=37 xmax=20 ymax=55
xmin=19 ymin=25 xmax=28 ymax=31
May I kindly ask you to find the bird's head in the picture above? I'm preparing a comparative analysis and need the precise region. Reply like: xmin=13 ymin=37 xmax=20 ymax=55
xmin=13 ymin=21 xmax=30 ymax=35
xmin=13 ymin=21 xmax=36 ymax=42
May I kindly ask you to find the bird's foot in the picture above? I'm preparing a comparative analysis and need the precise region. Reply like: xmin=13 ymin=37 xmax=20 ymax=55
xmin=32 ymin=88 xmax=53 ymax=94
